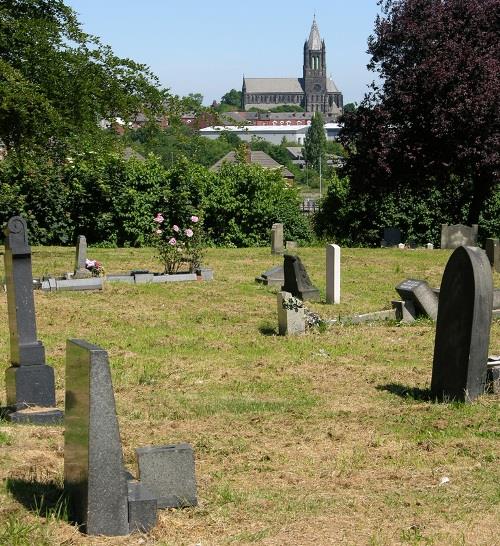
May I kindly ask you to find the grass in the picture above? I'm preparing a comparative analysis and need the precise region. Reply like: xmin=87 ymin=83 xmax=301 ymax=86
xmin=0 ymin=246 xmax=499 ymax=545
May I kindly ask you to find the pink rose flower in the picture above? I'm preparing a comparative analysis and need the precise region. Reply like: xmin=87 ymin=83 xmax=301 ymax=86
xmin=172 ymin=225 xmax=180 ymax=232
xmin=155 ymin=229 xmax=162 ymax=235
xmin=154 ymin=213 xmax=164 ymax=223
xmin=191 ymin=215 xmax=199 ymax=223
xmin=168 ymin=237 xmax=177 ymax=246
xmin=185 ymin=228 xmax=194 ymax=237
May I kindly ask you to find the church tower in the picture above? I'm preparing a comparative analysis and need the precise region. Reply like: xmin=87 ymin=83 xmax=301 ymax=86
xmin=303 ymin=18 xmax=328 ymax=113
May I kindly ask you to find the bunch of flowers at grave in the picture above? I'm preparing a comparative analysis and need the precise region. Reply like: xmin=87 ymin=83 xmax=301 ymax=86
xmin=151 ymin=213 xmax=206 ymax=274
xmin=85 ymin=258 xmax=105 ymax=277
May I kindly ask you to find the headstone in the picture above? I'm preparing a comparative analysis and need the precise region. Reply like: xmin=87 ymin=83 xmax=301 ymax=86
xmin=395 ymin=279 xmax=439 ymax=320
xmin=485 ymin=238 xmax=499 ymax=272
xmin=486 ymin=356 xmax=500 ymax=394
xmin=277 ymin=291 xmax=305 ymax=335
xmin=426 ymin=243 xmax=434 ymax=250
xmin=64 ymin=339 xmax=157 ymax=535
xmin=381 ymin=227 xmax=402 ymax=247
xmin=391 ymin=300 xmax=417 ymax=323
xmin=286 ymin=241 xmax=298 ymax=250
xmin=255 ymin=265 xmax=284 ymax=287
xmin=326 ymin=244 xmax=340 ymax=304
xmin=431 ymin=246 xmax=493 ymax=402
xmin=73 ymin=236 xmax=92 ymax=279
xmin=3 ymin=216 xmax=62 ymax=423
xmin=440 ymin=224 xmax=478 ymax=249
xmin=282 ymin=254 xmax=320 ymax=301
xmin=398 ymin=243 xmax=405 ymax=249
xmin=135 ymin=444 xmax=197 ymax=509
xmin=271 ymin=223 xmax=284 ymax=255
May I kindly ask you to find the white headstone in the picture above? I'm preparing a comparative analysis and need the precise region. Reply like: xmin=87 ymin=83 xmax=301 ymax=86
xmin=426 ymin=243 xmax=434 ymax=250
xmin=398 ymin=243 xmax=405 ymax=249
xmin=326 ymin=244 xmax=341 ymax=304
xmin=277 ymin=291 xmax=305 ymax=336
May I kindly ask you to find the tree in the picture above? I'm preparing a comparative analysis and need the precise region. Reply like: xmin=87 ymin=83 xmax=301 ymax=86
xmin=342 ymin=102 xmax=358 ymax=114
xmin=340 ymin=0 xmax=499 ymax=224
xmin=0 ymin=0 xmax=167 ymax=160
xmin=303 ymin=112 xmax=326 ymax=171
xmin=220 ymin=89 xmax=242 ymax=109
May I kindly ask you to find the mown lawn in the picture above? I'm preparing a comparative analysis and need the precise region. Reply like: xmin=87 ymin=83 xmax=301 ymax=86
xmin=0 ymin=246 xmax=499 ymax=546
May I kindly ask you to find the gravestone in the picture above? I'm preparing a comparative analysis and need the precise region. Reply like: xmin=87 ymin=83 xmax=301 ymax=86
xmin=73 ymin=235 xmax=92 ymax=279
xmin=136 ymin=444 xmax=197 ymax=508
xmin=426 ymin=243 xmax=434 ymax=250
xmin=255 ymin=265 xmax=284 ymax=287
xmin=381 ymin=228 xmax=402 ymax=247
xmin=271 ymin=223 xmax=284 ymax=255
xmin=486 ymin=356 xmax=500 ymax=394
xmin=282 ymin=254 xmax=320 ymax=301
xmin=485 ymin=238 xmax=499 ymax=273
xmin=64 ymin=339 xmax=157 ymax=535
xmin=440 ymin=224 xmax=478 ymax=249
xmin=277 ymin=291 xmax=305 ymax=335
xmin=326 ymin=244 xmax=340 ymax=304
xmin=395 ymin=279 xmax=439 ymax=320
xmin=431 ymin=246 xmax=493 ymax=402
xmin=286 ymin=241 xmax=298 ymax=250
xmin=3 ymin=216 xmax=62 ymax=423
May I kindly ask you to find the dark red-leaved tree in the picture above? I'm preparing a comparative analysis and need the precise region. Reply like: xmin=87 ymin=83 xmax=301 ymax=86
xmin=340 ymin=0 xmax=499 ymax=223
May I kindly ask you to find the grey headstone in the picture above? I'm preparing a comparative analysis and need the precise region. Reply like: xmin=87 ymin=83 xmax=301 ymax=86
xmin=391 ymin=300 xmax=417 ymax=323
xmin=271 ymin=223 xmax=284 ymax=255
xmin=381 ymin=228 xmax=401 ymax=247
xmin=73 ymin=236 xmax=92 ymax=279
xmin=255 ymin=265 xmax=284 ymax=287
xmin=64 ymin=339 xmax=130 ymax=536
xmin=282 ymin=254 xmax=320 ymax=301
xmin=286 ymin=241 xmax=298 ymax=250
xmin=485 ymin=238 xmax=499 ymax=273
xmin=277 ymin=291 xmax=305 ymax=335
xmin=3 ymin=217 xmax=60 ymax=421
xmin=440 ymin=224 xmax=478 ymax=249
xmin=396 ymin=279 xmax=439 ymax=320
xmin=431 ymin=247 xmax=493 ymax=402
xmin=136 ymin=444 xmax=197 ymax=509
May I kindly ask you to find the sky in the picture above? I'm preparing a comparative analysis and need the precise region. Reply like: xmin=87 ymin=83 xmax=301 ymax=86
xmin=65 ymin=0 xmax=382 ymax=106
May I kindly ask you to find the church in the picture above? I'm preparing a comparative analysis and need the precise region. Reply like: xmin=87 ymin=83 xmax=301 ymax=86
xmin=241 ymin=18 xmax=343 ymax=117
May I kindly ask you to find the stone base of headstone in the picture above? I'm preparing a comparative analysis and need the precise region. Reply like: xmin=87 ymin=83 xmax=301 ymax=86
xmin=196 ymin=268 xmax=214 ymax=281
xmin=396 ymin=279 xmax=439 ymax=320
xmin=6 ymin=407 xmax=64 ymax=424
xmin=5 ymin=364 xmax=56 ymax=409
xmin=391 ymin=300 xmax=417 ymax=323
xmin=135 ymin=444 xmax=197 ymax=509
xmin=277 ymin=291 xmax=305 ymax=335
xmin=73 ymin=268 xmax=92 ymax=279
xmin=127 ymin=481 xmax=158 ymax=533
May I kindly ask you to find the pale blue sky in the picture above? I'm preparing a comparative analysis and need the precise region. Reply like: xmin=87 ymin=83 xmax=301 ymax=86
xmin=65 ymin=0 xmax=382 ymax=105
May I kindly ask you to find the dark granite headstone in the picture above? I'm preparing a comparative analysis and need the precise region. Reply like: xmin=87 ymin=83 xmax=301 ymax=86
xmin=485 ymin=238 xmax=499 ymax=273
xmin=64 ymin=339 xmax=157 ymax=535
xmin=381 ymin=228 xmax=402 ymax=247
xmin=282 ymin=254 xmax=320 ymax=301
xmin=431 ymin=246 xmax=493 ymax=402
xmin=3 ymin=216 xmax=62 ymax=423
xmin=395 ymin=279 xmax=439 ymax=320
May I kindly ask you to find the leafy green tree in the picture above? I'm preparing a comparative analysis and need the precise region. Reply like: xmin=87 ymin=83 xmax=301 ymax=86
xmin=220 ymin=89 xmax=242 ymax=108
xmin=303 ymin=112 xmax=326 ymax=171
xmin=342 ymin=103 xmax=358 ymax=114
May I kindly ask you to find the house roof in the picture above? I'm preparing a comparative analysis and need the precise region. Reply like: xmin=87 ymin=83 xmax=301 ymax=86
xmin=209 ymin=150 xmax=294 ymax=179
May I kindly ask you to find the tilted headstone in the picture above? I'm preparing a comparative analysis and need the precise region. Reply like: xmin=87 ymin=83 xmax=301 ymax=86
xmin=485 ymin=238 xmax=499 ymax=273
xmin=326 ymin=243 xmax=340 ymax=304
xmin=395 ymin=279 xmax=439 ymax=320
xmin=73 ymin=235 xmax=92 ymax=279
xmin=271 ymin=223 xmax=284 ymax=255
xmin=64 ymin=339 xmax=157 ymax=535
xmin=282 ymin=254 xmax=320 ymax=301
xmin=440 ymin=224 xmax=478 ymax=249
xmin=431 ymin=246 xmax=493 ymax=402
xmin=255 ymin=265 xmax=284 ymax=287
xmin=3 ymin=216 xmax=62 ymax=423
xmin=381 ymin=227 xmax=402 ymax=247
xmin=277 ymin=291 xmax=305 ymax=335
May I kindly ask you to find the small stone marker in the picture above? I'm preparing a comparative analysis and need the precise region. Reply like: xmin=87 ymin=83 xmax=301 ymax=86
xmin=485 ymin=238 xmax=499 ymax=272
xmin=286 ymin=241 xmax=298 ymax=250
xmin=395 ymin=279 xmax=439 ymax=320
xmin=426 ymin=243 xmax=434 ymax=250
xmin=64 ymin=339 xmax=157 ymax=535
xmin=440 ymin=224 xmax=478 ymax=249
xmin=381 ymin=227 xmax=402 ymax=247
xmin=282 ymin=254 xmax=320 ymax=301
xmin=326 ymin=244 xmax=340 ymax=304
xmin=73 ymin=235 xmax=92 ymax=279
xmin=3 ymin=216 xmax=62 ymax=423
xmin=255 ymin=265 xmax=284 ymax=287
xmin=277 ymin=291 xmax=305 ymax=335
xmin=431 ymin=246 xmax=493 ymax=402
xmin=136 ymin=444 xmax=197 ymax=508
xmin=271 ymin=223 xmax=284 ymax=255
xmin=398 ymin=243 xmax=405 ymax=249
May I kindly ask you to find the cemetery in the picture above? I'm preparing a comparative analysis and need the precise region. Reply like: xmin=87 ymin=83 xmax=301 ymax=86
xmin=0 ymin=230 xmax=499 ymax=544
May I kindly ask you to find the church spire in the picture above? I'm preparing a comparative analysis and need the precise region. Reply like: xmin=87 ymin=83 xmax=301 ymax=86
xmin=307 ymin=16 xmax=322 ymax=50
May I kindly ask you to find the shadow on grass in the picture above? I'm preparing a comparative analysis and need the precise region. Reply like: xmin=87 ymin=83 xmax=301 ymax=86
xmin=377 ymin=383 xmax=434 ymax=402
xmin=258 ymin=322 xmax=277 ymax=336
xmin=6 ymin=477 xmax=68 ymax=520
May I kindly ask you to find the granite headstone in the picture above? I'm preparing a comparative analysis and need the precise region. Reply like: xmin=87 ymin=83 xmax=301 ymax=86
xmin=381 ymin=228 xmax=402 ymax=247
xmin=440 ymin=224 xmax=478 ymax=249
xmin=282 ymin=254 xmax=320 ymax=301
xmin=485 ymin=238 xmax=499 ymax=273
xmin=431 ymin=246 xmax=493 ymax=402
xmin=255 ymin=265 xmax=284 ymax=287
xmin=395 ymin=279 xmax=439 ymax=320
xmin=73 ymin=235 xmax=92 ymax=279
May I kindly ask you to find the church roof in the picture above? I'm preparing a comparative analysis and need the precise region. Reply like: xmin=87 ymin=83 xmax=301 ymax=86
xmin=327 ymin=78 xmax=339 ymax=93
xmin=244 ymin=78 xmax=304 ymax=93
xmin=308 ymin=17 xmax=322 ymax=50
